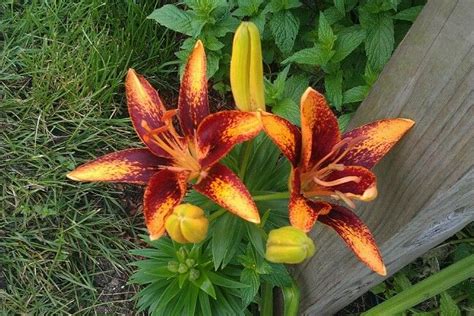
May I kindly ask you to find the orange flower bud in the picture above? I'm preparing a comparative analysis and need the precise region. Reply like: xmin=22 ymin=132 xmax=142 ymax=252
xmin=165 ymin=204 xmax=209 ymax=244
xmin=265 ymin=226 xmax=316 ymax=264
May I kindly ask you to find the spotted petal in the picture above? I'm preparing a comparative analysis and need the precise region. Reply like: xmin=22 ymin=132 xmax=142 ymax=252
xmin=289 ymin=167 xmax=331 ymax=232
xmin=126 ymin=69 xmax=170 ymax=158
xmin=67 ymin=149 xmax=167 ymax=184
xmin=144 ymin=169 xmax=189 ymax=240
xmin=319 ymin=205 xmax=386 ymax=276
xmin=178 ymin=40 xmax=209 ymax=137
xmin=261 ymin=112 xmax=301 ymax=167
xmin=300 ymin=88 xmax=341 ymax=170
xmin=194 ymin=163 xmax=260 ymax=224
xmin=197 ymin=111 xmax=262 ymax=168
xmin=340 ymin=118 xmax=415 ymax=169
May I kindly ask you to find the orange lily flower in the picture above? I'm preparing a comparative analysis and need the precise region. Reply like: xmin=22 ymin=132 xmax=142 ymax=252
xmin=67 ymin=41 xmax=262 ymax=240
xmin=261 ymin=87 xmax=414 ymax=275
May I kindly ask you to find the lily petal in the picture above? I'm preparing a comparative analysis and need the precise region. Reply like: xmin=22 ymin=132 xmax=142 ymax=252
xmin=126 ymin=69 xmax=170 ymax=158
xmin=319 ymin=205 xmax=386 ymax=275
xmin=325 ymin=166 xmax=377 ymax=201
xmin=197 ymin=110 xmax=262 ymax=168
xmin=66 ymin=149 xmax=167 ymax=184
xmin=301 ymin=88 xmax=341 ymax=170
xmin=340 ymin=118 xmax=415 ymax=169
xmin=194 ymin=163 xmax=260 ymax=224
xmin=144 ymin=169 xmax=189 ymax=240
xmin=289 ymin=167 xmax=331 ymax=231
xmin=178 ymin=40 xmax=209 ymax=137
xmin=261 ymin=112 xmax=301 ymax=167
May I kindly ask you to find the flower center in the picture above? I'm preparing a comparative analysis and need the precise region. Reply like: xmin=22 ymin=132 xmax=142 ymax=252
xmin=302 ymin=136 xmax=367 ymax=208
xmin=141 ymin=110 xmax=202 ymax=179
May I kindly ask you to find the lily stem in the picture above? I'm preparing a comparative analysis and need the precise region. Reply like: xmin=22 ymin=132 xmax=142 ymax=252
xmin=253 ymin=192 xmax=290 ymax=201
xmin=261 ymin=282 xmax=274 ymax=316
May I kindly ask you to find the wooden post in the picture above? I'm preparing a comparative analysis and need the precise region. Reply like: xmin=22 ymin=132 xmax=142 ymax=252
xmin=296 ymin=1 xmax=474 ymax=314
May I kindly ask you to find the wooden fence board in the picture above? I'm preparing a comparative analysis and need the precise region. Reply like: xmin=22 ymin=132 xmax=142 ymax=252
xmin=296 ymin=1 xmax=474 ymax=314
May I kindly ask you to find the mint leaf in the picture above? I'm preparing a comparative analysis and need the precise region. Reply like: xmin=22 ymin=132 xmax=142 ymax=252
xmin=284 ymin=74 xmax=309 ymax=104
xmin=334 ymin=0 xmax=345 ymax=14
xmin=148 ymin=5 xmax=194 ymax=36
xmin=323 ymin=6 xmax=345 ymax=25
xmin=273 ymin=98 xmax=300 ymax=126
xmin=363 ymin=12 xmax=394 ymax=71
xmin=318 ymin=12 xmax=337 ymax=50
xmin=240 ymin=268 xmax=260 ymax=307
xmin=325 ymin=70 xmax=343 ymax=110
xmin=343 ymin=85 xmax=369 ymax=104
xmin=338 ymin=113 xmax=352 ymax=132
xmin=283 ymin=45 xmax=334 ymax=66
xmin=393 ymin=6 xmax=423 ymax=22
xmin=440 ymin=292 xmax=461 ymax=316
xmin=332 ymin=26 xmax=366 ymax=62
xmin=270 ymin=11 xmax=300 ymax=55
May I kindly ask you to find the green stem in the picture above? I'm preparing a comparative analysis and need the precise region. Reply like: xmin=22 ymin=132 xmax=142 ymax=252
xmin=238 ymin=140 xmax=253 ymax=179
xmin=261 ymin=282 xmax=273 ymax=316
xmin=253 ymin=192 xmax=290 ymax=201
xmin=363 ymin=254 xmax=474 ymax=315
xmin=282 ymin=279 xmax=300 ymax=316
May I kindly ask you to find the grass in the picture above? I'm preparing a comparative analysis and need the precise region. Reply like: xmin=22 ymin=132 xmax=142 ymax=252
xmin=0 ymin=0 xmax=179 ymax=313
xmin=1 ymin=0 xmax=472 ymax=315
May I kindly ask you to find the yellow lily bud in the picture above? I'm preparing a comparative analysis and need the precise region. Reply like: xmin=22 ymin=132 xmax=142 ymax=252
xmin=230 ymin=22 xmax=265 ymax=112
xmin=165 ymin=204 xmax=209 ymax=244
xmin=265 ymin=226 xmax=316 ymax=264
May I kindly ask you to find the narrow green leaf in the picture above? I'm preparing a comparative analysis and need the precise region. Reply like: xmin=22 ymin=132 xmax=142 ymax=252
xmin=185 ymin=283 xmax=200 ymax=316
xmin=199 ymin=290 xmax=212 ymax=315
xmin=211 ymin=212 xmax=244 ymax=269
xmin=261 ymin=263 xmax=292 ymax=287
xmin=192 ymin=270 xmax=217 ymax=299
xmin=246 ymin=223 xmax=266 ymax=258
xmin=148 ymin=5 xmax=194 ymax=36
xmin=207 ymin=271 xmax=249 ymax=288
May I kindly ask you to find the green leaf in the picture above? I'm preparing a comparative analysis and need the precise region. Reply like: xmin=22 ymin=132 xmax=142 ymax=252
xmin=393 ymin=272 xmax=412 ymax=292
xmin=184 ymin=284 xmax=200 ymax=316
xmin=338 ymin=113 xmax=352 ymax=132
xmin=343 ymin=85 xmax=369 ymax=104
xmin=283 ymin=45 xmax=334 ymax=66
xmin=148 ymin=5 xmax=194 ymax=36
xmin=273 ymin=65 xmax=291 ymax=96
xmin=273 ymin=98 xmax=300 ymax=126
xmin=191 ymin=271 xmax=217 ymax=299
xmin=324 ymin=70 xmax=343 ymax=110
xmin=370 ymin=282 xmax=387 ymax=295
xmin=199 ymin=290 xmax=212 ymax=315
xmin=261 ymin=263 xmax=292 ymax=287
xmin=211 ymin=213 xmax=244 ymax=269
xmin=318 ymin=12 xmax=337 ymax=50
xmin=235 ymin=0 xmax=264 ymax=16
xmin=270 ymin=11 xmax=300 ymax=55
xmin=240 ymin=268 xmax=260 ymax=306
xmin=207 ymin=271 xmax=249 ymax=288
xmin=363 ymin=12 xmax=394 ymax=71
xmin=323 ymin=6 xmax=345 ymax=25
xmin=440 ymin=292 xmax=461 ymax=316
xmin=284 ymin=74 xmax=309 ymax=104
xmin=332 ymin=27 xmax=366 ymax=62
xmin=203 ymin=36 xmax=224 ymax=51
xmin=246 ymin=223 xmax=266 ymax=258
xmin=393 ymin=6 xmax=423 ymax=22
xmin=334 ymin=0 xmax=345 ymax=14
xmin=206 ymin=52 xmax=220 ymax=78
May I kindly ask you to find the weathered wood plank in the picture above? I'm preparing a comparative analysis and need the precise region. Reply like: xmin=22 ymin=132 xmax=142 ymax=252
xmin=297 ymin=1 xmax=474 ymax=314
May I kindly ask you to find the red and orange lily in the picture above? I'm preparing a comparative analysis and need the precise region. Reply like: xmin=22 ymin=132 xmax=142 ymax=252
xmin=67 ymin=41 xmax=262 ymax=240
xmin=262 ymin=88 xmax=414 ymax=275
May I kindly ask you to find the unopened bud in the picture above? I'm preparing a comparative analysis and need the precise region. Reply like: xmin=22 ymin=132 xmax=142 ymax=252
xmin=167 ymin=261 xmax=179 ymax=273
xmin=265 ymin=226 xmax=316 ymax=264
xmin=230 ymin=22 xmax=265 ymax=112
xmin=189 ymin=268 xmax=200 ymax=281
xmin=166 ymin=204 xmax=209 ymax=244
xmin=178 ymin=263 xmax=189 ymax=274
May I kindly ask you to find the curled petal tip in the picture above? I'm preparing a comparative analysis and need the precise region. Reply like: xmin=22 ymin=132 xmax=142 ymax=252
xmin=149 ymin=234 xmax=160 ymax=241
xmin=66 ymin=171 xmax=80 ymax=181
xmin=361 ymin=185 xmax=378 ymax=201
xmin=194 ymin=40 xmax=204 ymax=50
xmin=378 ymin=264 xmax=387 ymax=276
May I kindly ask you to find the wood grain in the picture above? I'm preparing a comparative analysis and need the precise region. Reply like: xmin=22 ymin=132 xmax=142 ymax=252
xmin=297 ymin=1 xmax=474 ymax=314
